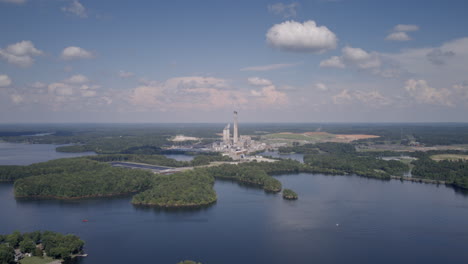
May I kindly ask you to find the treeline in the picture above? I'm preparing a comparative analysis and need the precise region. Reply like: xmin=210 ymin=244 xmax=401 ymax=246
xmin=411 ymin=154 xmax=468 ymax=189
xmin=278 ymin=142 xmax=409 ymax=179
xmin=0 ymin=231 xmax=84 ymax=263
xmin=0 ymin=158 xmax=109 ymax=182
xmin=132 ymin=170 xmax=217 ymax=207
xmin=11 ymin=158 xmax=153 ymax=199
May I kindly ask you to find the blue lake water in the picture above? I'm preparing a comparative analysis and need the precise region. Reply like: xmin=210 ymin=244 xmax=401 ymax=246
xmin=1 ymin=143 xmax=468 ymax=264
xmin=163 ymin=154 xmax=194 ymax=162
xmin=0 ymin=142 xmax=95 ymax=165
xmin=260 ymin=151 xmax=304 ymax=163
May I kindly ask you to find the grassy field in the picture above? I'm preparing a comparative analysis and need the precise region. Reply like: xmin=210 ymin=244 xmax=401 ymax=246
xmin=20 ymin=256 xmax=57 ymax=264
xmin=431 ymin=154 xmax=468 ymax=161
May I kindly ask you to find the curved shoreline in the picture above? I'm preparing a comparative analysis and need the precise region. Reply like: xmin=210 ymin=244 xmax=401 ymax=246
xmin=14 ymin=190 xmax=141 ymax=200
xmin=132 ymin=199 xmax=217 ymax=208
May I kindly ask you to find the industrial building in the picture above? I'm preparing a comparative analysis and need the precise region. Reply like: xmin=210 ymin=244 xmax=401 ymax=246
xmin=212 ymin=111 xmax=267 ymax=159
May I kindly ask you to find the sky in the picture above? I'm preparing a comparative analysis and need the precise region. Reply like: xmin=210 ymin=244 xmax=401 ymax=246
xmin=1 ymin=0 xmax=468 ymax=123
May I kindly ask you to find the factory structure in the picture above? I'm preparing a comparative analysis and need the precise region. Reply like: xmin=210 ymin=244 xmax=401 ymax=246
xmin=212 ymin=111 xmax=267 ymax=159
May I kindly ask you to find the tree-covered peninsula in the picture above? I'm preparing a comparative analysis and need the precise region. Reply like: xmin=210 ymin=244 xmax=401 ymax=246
xmin=10 ymin=158 xmax=153 ymax=199
xmin=0 ymin=231 xmax=84 ymax=263
xmin=132 ymin=170 xmax=217 ymax=207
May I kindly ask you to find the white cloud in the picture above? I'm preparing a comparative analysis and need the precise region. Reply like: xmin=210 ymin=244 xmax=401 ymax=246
xmin=248 ymin=77 xmax=273 ymax=86
xmin=333 ymin=89 xmax=391 ymax=107
xmin=65 ymin=74 xmax=89 ymax=84
xmin=61 ymin=0 xmax=87 ymax=18
xmin=10 ymin=94 xmax=23 ymax=104
xmin=119 ymin=70 xmax=135 ymax=78
xmin=342 ymin=46 xmax=381 ymax=69
xmin=48 ymin=82 xmax=74 ymax=96
xmin=30 ymin=81 xmax=46 ymax=88
xmin=61 ymin=46 xmax=94 ymax=60
xmin=394 ymin=24 xmax=419 ymax=32
xmin=0 ymin=74 xmax=12 ymax=87
xmin=386 ymin=32 xmax=411 ymax=41
xmin=0 ymin=40 xmax=43 ymax=67
xmin=268 ymin=2 xmax=299 ymax=18
xmin=404 ymin=79 xmax=452 ymax=106
xmin=0 ymin=0 xmax=26 ymax=4
xmin=315 ymin=82 xmax=328 ymax=91
xmin=322 ymin=46 xmax=380 ymax=71
xmin=320 ymin=56 xmax=345 ymax=68
xmin=240 ymin=63 xmax=297 ymax=71
xmin=266 ymin=20 xmax=337 ymax=53
xmin=386 ymin=24 xmax=419 ymax=42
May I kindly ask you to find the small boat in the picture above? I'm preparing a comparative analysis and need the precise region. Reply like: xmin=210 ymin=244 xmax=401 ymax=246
xmin=82 ymin=219 xmax=89 ymax=222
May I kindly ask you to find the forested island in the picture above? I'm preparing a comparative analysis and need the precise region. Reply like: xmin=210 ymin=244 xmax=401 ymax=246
xmin=282 ymin=189 xmax=298 ymax=200
xmin=0 ymin=231 xmax=84 ymax=264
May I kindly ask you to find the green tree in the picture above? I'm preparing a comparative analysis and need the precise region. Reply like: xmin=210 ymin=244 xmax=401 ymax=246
xmin=0 ymin=244 xmax=14 ymax=264
xmin=19 ymin=237 xmax=36 ymax=253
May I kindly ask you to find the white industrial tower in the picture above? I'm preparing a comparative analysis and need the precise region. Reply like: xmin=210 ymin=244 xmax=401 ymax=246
xmin=233 ymin=111 xmax=239 ymax=144
xmin=223 ymin=124 xmax=230 ymax=144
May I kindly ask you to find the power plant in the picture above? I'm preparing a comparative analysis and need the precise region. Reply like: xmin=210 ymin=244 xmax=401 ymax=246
xmin=212 ymin=111 xmax=266 ymax=159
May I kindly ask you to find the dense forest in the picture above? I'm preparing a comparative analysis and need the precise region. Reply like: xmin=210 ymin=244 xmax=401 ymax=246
xmin=11 ymin=158 xmax=153 ymax=199
xmin=0 ymin=231 xmax=84 ymax=263
xmin=280 ymin=142 xmax=409 ymax=179
xmin=411 ymin=153 xmax=468 ymax=189
xmin=132 ymin=170 xmax=217 ymax=207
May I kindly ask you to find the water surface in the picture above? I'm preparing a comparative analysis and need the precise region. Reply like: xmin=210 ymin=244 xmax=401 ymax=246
xmin=1 ymin=144 xmax=468 ymax=264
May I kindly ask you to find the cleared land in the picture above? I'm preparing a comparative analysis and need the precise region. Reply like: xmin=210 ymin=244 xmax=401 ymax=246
xmin=263 ymin=132 xmax=378 ymax=143
xmin=171 ymin=135 xmax=200 ymax=142
xmin=431 ymin=154 xmax=468 ymax=161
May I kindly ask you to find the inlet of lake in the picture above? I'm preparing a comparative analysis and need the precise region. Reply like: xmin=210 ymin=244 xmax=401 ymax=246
xmin=1 ymin=142 xmax=468 ymax=264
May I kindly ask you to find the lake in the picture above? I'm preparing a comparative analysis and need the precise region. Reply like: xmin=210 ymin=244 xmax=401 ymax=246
xmin=1 ymin=143 xmax=468 ymax=264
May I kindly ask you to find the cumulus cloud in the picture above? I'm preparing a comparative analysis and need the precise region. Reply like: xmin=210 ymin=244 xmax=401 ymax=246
xmin=394 ymin=24 xmax=419 ymax=32
xmin=268 ymin=2 xmax=299 ymax=18
xmin=333 ymin=89 xmax=391 ymax=107
xmin=404 ymin=79 xmax=452 ymax=106
xmin=65 ymin=74 xmax=89 ymax=84
xmin=386 ymin=24 xmax=419 ymax=42
xmin=10 ymin=94 xmax=23 ymax=104
xmin=129 ymin=76 xmax=288 ymax=111
xmin=61 ymin=46 xmax=94 ymax=60
xmin=61 ymin=0 xmax=87 ymax=18
xmin=119 ymin=70 xmax=135 ymax=78
xmin=386 ymin=32 xmax=411 ymax=41
xmin=0 ymin=0 xmax=25 ymax=3
xmin=342 ymin=46 xmax=381 ymax=69
xmin=315 ymin=82 xmax=328 ymax=91
xmin=0 ymin=74 xmax=12 ymax=87
xmin=30 ymin=81 xmax=46 ymax=88
xmin=319 ymin=56 xmax=345 ymax=68
xmin=248 ymin=77 xmax=273 ymax=86
xmin=0 ymin=40 xmax=43 ymax=67
xmin=240 ymin=63 xmax=297 ymax=71
xmin=321 ymin=46 xmax=380 ymax=70
xmin=266 ymin=20 xmax=337 ymax=53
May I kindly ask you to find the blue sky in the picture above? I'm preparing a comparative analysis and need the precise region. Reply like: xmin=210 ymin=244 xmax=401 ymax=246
xmin=1 ymin=0 xmax=467 ymax=123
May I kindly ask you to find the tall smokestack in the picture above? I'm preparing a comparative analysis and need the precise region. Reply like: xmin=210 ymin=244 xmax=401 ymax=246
xmin=233 ymin=111 xmax=238 ymax=144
